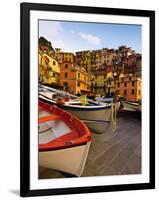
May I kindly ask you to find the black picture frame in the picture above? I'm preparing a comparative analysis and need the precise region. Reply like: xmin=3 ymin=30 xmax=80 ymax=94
xmin=20 ymin=2 xmax=155 ymax=197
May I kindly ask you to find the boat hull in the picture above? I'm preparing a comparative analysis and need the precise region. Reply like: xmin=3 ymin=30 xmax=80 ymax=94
xmin=39 ymin=96 xmax=120 ymax=133
xmin=62 ymin=107 xmax=112 ymax=134
xmin=39 ymin=141 xmax=91 ymax=177
xmin=122 ymin=101 xmax=141 ymax=112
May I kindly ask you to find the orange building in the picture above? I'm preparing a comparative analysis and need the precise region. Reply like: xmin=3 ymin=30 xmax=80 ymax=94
xmin=116 ymin=74 xmax=142 ymax=101
xmin=60 ymin=62 xmax=91 ymax=95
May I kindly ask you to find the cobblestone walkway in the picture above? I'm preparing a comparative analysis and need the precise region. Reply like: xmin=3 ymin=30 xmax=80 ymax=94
xmin=39 ymin=111 xmax=141 ymax=179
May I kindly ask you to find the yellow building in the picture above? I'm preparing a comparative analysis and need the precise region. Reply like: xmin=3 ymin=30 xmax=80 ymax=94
xmin=39 ymin=52 xmax=60 ymax=87
xmin=90 ymin=74 xmax=96 ymax=95
xmin=94 ymin=69 xmax=107 ymax=95
xmin=55 ymin=52 xmax=75 ymax=63
xmin=94 ymin=70 xmax=118 ymax=96
xmin=104 ymin=72 xmax=117 ymax=95
xmin=63 ymin=52 xmax=75 ymax=63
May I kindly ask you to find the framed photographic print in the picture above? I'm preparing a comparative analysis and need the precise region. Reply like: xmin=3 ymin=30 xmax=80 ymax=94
xmin=20 ymin=2 xmax=155 ymax=197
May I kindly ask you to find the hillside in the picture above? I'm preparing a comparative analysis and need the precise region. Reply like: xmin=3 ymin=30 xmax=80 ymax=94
xmin=39 ymin=36 xmax=54 ymax=52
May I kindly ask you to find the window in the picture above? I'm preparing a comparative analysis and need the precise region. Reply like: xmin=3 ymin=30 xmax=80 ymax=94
xmin=129 ymin=77 xmax=131 ymax=81
xmin=132 ymin=89 xmax=134 ymax=95
xmin=77 ymin=82 xmax=80 ymax=87
xmin=124 ymin=82 xmax=127 ymax=87
xmin=138 ymin=90 xmax=141 ymax=95
xmin=124 ymin=90 xmax=127 ymax=95
xmin=118 ymin=83 xmax=120 ymax=87
xmin=78 ymin=73 xmax=80 ymax=79
xmin=63 ymin=82 xmax=68 ymax=87
xmin=132 ymin=81 xmax=135 ymax=86
xmin=65 ymin=73 xmax=68 ymax=78
xmin=53 ymin=61 xmax=56 ymax=65
xmin=65 ymin=64 xmax=68 ymax=68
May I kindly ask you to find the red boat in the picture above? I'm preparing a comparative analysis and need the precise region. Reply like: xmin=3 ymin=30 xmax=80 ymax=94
xmin=39 ymin=101 xmax=92 ymax=176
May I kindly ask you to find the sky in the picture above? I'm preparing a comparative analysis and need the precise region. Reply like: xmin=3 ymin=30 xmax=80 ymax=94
xmin=39 ymin=20 xmax=141 ymax=53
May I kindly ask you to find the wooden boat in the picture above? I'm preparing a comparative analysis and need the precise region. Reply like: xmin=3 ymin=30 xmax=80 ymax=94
xmin=121 ymin=100 xmax=141 ymax=112
xmin=39 ymin=93 xmax=119 ymax=133
xmin=39 ymin=85 xmax=120 ymax=133
xmin=38 ymin=101 xmax=92 ymax=177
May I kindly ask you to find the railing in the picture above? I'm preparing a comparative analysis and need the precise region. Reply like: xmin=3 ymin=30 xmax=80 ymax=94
xmin=78 ymin=79 xmax=91 ymax=85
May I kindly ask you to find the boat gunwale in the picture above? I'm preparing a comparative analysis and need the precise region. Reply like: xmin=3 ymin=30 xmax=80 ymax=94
xmin=39 ymin=141 xmax=88 ymax=152
xmin=39 ymin=95 xmax=111 ymax=110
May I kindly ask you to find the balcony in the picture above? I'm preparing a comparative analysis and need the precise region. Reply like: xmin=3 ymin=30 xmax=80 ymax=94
xmin=78 ymin=79 xmax=91 ymax=85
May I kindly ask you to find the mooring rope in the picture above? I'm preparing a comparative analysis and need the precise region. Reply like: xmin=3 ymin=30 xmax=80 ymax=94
xmin=111 ymin=102 xmax=117 ymax=132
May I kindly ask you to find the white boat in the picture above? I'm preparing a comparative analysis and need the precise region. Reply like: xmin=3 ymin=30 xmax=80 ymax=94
xmin=39 ymin=101 xmax=92 ymax=177
xmin=122 ymin=100 xmax=141 ymax=112
xmin=39 ymin=89 xmax=120 ymax=133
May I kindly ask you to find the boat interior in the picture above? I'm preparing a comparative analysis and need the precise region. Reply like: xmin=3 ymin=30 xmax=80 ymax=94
xmin=38 ymin=102 xmax=91 ymax=151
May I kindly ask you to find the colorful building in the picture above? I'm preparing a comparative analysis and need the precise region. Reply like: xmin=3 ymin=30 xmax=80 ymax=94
xmin=121 ymin=53 xmax=142 ymax=76
xmin=75 ymin=50 xmax=92 ymax=73
xmin=93 ymin=68 xmax=107 ymax=95
xmin=38 ymin=42 xmax=142 ymax=100
xmin=63 ymin=52 xmax=75 ymax=63
xmin=55 ymin=49 xmax=75 ymax=64
xmin=104 ymin=72 xmax=117 ymax=96
xmin=39 ymin=52 xmax=60 ymax=87
xmin=116 ymin=74 xmax=142 ymax=101
xmin=93 ymin=67 xmax=120 ymax=96
xmin=59 ymin=62 xmax=91 ymax=95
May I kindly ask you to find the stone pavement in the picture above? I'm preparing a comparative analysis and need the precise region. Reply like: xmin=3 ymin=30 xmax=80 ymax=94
xmin=39 ymin=111 xmax=141 ymax=179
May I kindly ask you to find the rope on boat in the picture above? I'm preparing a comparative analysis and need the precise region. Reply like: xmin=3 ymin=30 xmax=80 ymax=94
xmin=111 ymin=102 xmax=117 ymax=132
xmin=39 ymin=126 xmax=52 ymax=134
